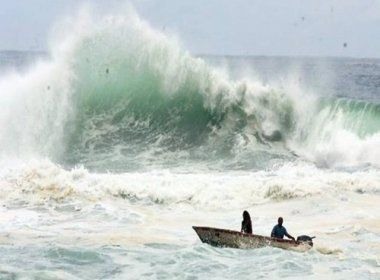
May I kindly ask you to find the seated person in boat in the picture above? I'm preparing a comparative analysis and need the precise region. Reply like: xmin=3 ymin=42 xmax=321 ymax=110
xmin=271 ymin=217 xmax=295 ymax=240
xmin=241 ymin=210 xmax=252 ymax=234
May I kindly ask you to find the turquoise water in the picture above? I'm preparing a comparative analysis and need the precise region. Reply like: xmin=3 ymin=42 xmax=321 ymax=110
xmin=0 ymin=8 xmax=379 ymax=280
xmin=0 ymin=244 xmax=377 ymax=279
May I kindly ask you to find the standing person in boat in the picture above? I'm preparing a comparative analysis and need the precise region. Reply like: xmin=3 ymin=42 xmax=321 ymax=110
xmin=271 ymin=217 xmax=295 ymax=240
xmin=241 ymin=210 xmax=252 ymax=234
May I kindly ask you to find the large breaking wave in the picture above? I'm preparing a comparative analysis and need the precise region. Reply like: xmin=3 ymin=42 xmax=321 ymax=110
xmin=0 ymin=7 xmax=379 ymax=171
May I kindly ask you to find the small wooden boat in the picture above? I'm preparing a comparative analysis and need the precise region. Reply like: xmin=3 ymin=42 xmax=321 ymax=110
xmin=193 ymin=226 xmax=313 ymax=252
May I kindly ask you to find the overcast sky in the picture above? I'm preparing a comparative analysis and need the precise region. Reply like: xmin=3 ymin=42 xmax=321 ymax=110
xmin=0 ymin=0 xmax=379 ymax=57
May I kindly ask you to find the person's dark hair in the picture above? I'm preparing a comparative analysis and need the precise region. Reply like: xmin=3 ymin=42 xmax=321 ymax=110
xmin=278 ymin=217 xmax=283 ymax=226
xmin=243 ymin=210 xmax=251 ymax=221
xmin=241 ymin=210 xmax=253 ymax=234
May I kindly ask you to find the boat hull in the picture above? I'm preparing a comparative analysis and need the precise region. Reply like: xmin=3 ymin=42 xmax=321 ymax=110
xmin=193 ymin=226 xmax=312 ymax=252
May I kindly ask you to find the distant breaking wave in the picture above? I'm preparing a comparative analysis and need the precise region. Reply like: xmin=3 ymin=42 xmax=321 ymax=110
xmin=0 ymin=8 xmax=379 ymax=171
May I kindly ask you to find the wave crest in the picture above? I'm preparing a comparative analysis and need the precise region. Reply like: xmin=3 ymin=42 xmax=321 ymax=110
xmin=0 ymin=7 xmax=379 ymax=170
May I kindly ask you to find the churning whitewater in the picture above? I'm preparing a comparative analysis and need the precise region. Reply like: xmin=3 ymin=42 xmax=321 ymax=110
xmin=0 ymin=7 xmax=379 ymax=280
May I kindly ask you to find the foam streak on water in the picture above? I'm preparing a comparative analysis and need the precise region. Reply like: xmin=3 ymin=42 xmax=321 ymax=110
xmin=0 ymin=5 xmax=379 ymax=280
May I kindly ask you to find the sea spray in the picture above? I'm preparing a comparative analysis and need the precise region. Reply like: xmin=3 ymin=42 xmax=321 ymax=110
xmin=0 ymin=7 xmax=379 ymax=171
xmin=0 ymin=5 xmax=379 ymax=279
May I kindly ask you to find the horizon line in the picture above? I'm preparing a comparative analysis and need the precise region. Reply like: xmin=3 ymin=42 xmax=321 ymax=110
xmin=0 ymin=49 xmax=379 ymax=60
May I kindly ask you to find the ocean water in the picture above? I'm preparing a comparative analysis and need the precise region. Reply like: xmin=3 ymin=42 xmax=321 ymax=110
xmin=0 ymin=9 xmax=379 ymax=280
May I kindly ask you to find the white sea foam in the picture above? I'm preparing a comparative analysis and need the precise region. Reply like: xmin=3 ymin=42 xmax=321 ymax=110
xmin=0 ymin=159 xmax=378 ymax=210
xmin=0 ymin=5 xmax=379 ymax=279
xmin=0 ymin=6 xmax=378 ymax=169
